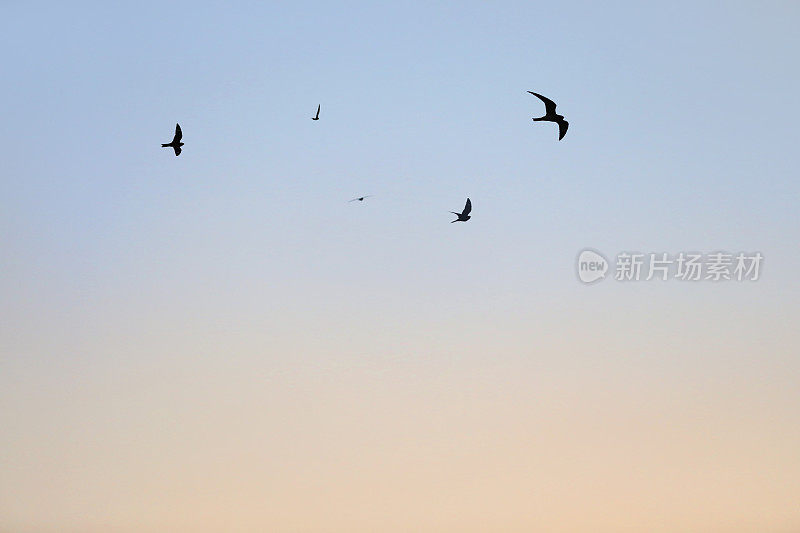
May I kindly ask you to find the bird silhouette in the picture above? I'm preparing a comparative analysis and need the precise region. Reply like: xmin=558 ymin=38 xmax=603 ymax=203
xmin=161 ymin=123 xmax=184 ymax=156
xmin=312 ymin=104 xmax=320 ymax=121
xmin=528 ymin=91 xmax=568 ymax=140
xmin=349 ymin=195 xmax=372 ymax=202
xmin=450 ymin=198 xmax=472 ymax=223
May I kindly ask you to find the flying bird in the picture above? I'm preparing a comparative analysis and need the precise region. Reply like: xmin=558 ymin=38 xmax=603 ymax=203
xmin=528 ymin=91 xmax=568 ymax=140
xmin=450 ymin=198 xmax=472 ymax=223
xmin=349 ymin=195 xmax=372 ymax=202
xmin=161 ymin=123 xmax=184 ymax=156
xmin=312 ymin=104 xmax=320 ymax=121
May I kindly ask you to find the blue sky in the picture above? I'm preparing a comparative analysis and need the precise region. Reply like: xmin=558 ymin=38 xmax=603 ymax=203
xmin=2 ymin=2 xmax=799 ymax=296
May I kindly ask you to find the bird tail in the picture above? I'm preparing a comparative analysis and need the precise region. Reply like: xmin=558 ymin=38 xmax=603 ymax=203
xmin=161 ymin=143 xmax=170 ymax=147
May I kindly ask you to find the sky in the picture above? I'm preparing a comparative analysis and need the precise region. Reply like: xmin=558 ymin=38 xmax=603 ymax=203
xmin=1 ymin=1 xmax=799 ymax=531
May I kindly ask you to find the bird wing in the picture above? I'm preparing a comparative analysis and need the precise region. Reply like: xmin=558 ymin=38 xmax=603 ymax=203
xmin=557 ymin=119 xmax=569 ymax=140
xmin=173 ymin=145 xmax=181 ymax=156
xmin=316 ymin=104 xmax=320 ymax=117
xmin=527 ymin=91 xmax=557 ymax=115
xmin=173 ymin=123 xmax=182 ymax=142
xmin=463 ymin=198 xmax=472 ymax=215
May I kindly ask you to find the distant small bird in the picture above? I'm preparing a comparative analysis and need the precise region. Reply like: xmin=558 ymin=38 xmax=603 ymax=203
xmin=312 ymin=104 xmax=320 ymax=121
xmin=349 ymin=195 xmax=372 ymax=202
xmin=161 ymin=123 xmax=184 ymax=156
xmin=450 ymin=198 xmax=472 ymax=223
xmin=528 ymin=91 xmax=568 ymax=140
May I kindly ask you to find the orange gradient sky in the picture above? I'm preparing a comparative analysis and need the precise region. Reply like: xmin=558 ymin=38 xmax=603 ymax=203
xmin=2 ymin=1 xmax=800 ymax=531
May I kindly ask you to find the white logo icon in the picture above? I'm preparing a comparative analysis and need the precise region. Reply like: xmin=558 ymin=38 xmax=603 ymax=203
xmin=577 ymin=249 xmax=608 ymax=283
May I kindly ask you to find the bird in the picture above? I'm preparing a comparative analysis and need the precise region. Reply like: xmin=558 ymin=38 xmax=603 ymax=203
xmin=312 ymin=104 xmax=320 ymax=121
xmin=349 ymin=195 xmax=372 ymax=202
xmin=450 ymin=198 xmax=472 ymax=223
xmin=161 ymin=123 xmax=184 ymax=156
xmin=527 ymin=91 xmax=568 ymax=140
